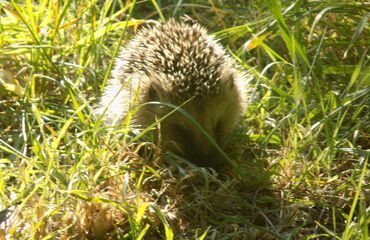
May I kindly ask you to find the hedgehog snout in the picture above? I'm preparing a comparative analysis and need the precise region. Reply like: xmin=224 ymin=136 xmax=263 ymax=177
xmin=162 ymin=122 xmax=226 ymax=168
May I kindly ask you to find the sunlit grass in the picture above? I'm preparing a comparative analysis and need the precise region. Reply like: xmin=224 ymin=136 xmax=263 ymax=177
xmin=1 ymin=0 xmax=369 ymax=239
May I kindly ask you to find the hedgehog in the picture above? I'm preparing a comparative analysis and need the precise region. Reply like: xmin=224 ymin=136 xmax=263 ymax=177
xmin=97 ymin=20 xmax=249 ymax=167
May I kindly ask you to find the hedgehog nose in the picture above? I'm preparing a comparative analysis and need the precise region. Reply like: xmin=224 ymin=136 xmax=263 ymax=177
xmin=188 ymin=151 xmax=223 ymax=169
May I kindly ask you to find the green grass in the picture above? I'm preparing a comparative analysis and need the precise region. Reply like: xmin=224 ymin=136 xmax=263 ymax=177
xmin=1 ymin=0 xmax=369 ymax=239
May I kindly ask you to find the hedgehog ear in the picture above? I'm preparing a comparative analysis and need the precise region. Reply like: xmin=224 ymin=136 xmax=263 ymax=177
xmin=223 ymin=72 xmax=235 ymax=90
xmin=225 ymin=79 xmax=235 ymax=90
xmin=148 ymin=83 xmax=161 ymax=101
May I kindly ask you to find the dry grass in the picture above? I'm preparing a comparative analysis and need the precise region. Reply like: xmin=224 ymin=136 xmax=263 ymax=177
xmin=1 ymin=0 xmax=369 ymax=239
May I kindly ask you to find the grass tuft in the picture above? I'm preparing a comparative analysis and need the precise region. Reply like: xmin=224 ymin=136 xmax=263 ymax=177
xmin=1 ymin=0 xmax=369 ymax=239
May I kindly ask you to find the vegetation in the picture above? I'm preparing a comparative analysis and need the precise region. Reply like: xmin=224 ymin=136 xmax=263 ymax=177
xmin=0 ymin=0 xmax=369 ymax=239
